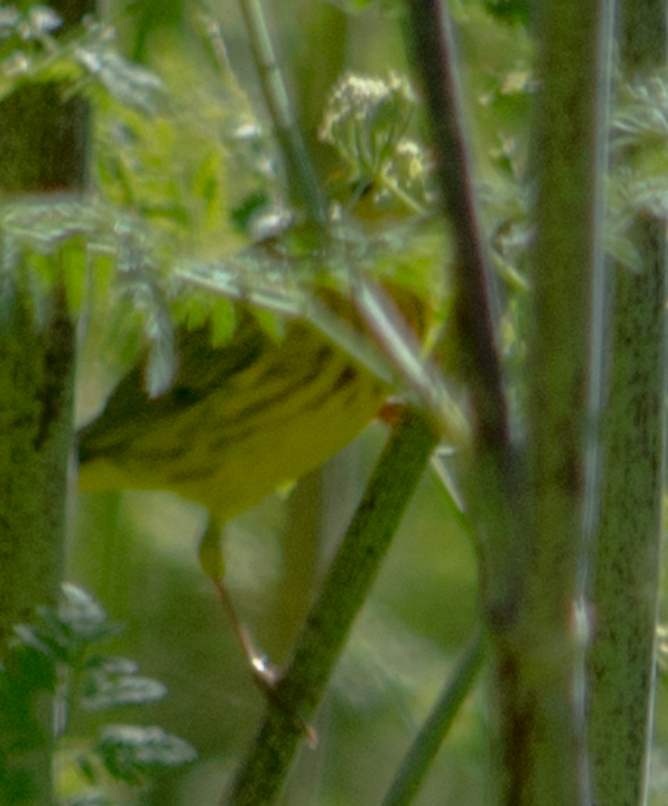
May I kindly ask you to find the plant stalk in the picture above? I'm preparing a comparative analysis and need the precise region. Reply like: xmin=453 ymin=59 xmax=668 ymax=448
xmin=224 ymin=408 xmax=438 ymax=806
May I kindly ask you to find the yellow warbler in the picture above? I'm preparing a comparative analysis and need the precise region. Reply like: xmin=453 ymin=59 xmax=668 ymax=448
xmin=77 ymin=296 xmax=420 ymax=521
xmin=77 ymin=286 xmax=425 ymax=682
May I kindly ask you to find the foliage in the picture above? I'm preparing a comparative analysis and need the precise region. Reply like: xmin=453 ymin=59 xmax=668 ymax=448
xmin=319 ymin=70 xmax=433 ymax=214
xmin=0 ymin=1 xmax=552 ymax=393
xmin=0 ymin=584 xmax=196 ymax=806
xmin=0 ymin=4 xmax=453 ymax=400
xmin=2 ymin=0 xmax=668 ymax=804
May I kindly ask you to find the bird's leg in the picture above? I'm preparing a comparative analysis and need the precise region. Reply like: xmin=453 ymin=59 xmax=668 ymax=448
xmin=198 ymin=516 xmax=280 ymax=692
xmin=198 ymin=516 xmax=318 ymax=745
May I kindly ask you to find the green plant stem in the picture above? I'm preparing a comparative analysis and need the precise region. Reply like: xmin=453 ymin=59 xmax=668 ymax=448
xmin=382 ymin=627 xmax=486 ymax=806
xmin=0 ymin=284 xmax=75 ymax=643
xmin=224 ymin=408 xmax=438 ymax=806
xmin=515 ymin=3 xmax=612 ymax=805
xmin=403 ymin=0 xmax=521 ymax=640
xmin=403 ymin=0 xmax=507 ymax=453
xmin=238 ymin=0 xmax=328 ymax=228
xmin=617 ymin=0 xmax=666 ymax=69
xmin=0 ymin=285 xmax=75 ymax=806
xmin=402 ymin=8 xmax=534 ymax=805
xmin=407 ymin=1 xmax=613 ymax=804
xmin=0 ymin=5 xmax=91 ymax=803
xmin=589 ymin=215 xmax=666 ymax=806
xmin=587 ymin=5 xmax=668 ymax=803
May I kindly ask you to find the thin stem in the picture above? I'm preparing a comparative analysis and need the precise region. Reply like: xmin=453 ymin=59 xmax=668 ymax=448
xmin=382 ymin=627 xmax=486 ymax=806
xmin=404 ymin=1 xmax=524 ymax=637
xmin=404 ymin=0 xmax=508 ymax=454
xmin=238 ymin=0 xmax=328 ymax=229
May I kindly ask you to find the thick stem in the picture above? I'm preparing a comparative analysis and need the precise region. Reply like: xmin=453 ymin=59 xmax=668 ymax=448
xmin=587 ymin=4 xmax=668 ymax=803
xmin=514 ymin=3 xmax=612 ymax=804
xmin=0 ymin=3 xmax=91 ymax=803
xmin=224 ymin=409 xmax=437 ymax=806
xmin=588 ymin=216 xmax=667 ymax=806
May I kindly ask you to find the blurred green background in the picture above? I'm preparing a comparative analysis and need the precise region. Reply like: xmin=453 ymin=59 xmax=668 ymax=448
xmin=66 ymin=1 xmax=668 ymax=804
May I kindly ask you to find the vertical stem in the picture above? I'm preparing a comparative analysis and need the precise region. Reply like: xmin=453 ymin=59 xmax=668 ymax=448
xmin=381 ymin=628 xmax=486 ymax=806
xmin=403 ymin=0 xmax=507 ymax=452
xmin=588 ymin=4 xmax=667 ymax=804
xmin=403 ymin=6 xmax=526 ymax=804
xmin=517 ymin=2 xmax=612 ymax=805
xmin=238 ymin=0 xmax=328 ymax=228
xmin=404 ymin=0 xmax=522 ymax=629
xmin=0 ymin=288 xmax=75 ymax=806
xmin=589 ymin=216 xmax=666 ymax=806
xmin=0 ymin=3 xmax=92 ymax=803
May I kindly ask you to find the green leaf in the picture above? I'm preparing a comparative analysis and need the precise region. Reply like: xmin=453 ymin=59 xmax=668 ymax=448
xmin=94 ymin=725 xmax=197 ymax=785
xmin=76 ymin=47 xmax=163 ymax=114
xmin=31 ymin=584 xmax=122 ymax=664
xmin=81 ymin=656 xmax=167 ymax=711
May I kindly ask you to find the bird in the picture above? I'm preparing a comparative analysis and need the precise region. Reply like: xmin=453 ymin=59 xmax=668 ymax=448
xmin=77 ymin=283 xmax=428 ymax=690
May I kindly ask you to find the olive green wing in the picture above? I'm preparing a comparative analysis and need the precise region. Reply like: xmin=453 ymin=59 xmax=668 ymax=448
xmin=78 ymin=315 xmax=269 ymax=465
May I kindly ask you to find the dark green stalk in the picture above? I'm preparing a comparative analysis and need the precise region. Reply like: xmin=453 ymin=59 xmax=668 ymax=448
xmin=403 ymin=0 xmax=507 ymax=454
xmin=0 ymin=4 xmax=91 ymax=803
xmin=381 ymin=627 xmax=486 ymax=806
xmin=517 ymin=2 xmax=613 ymax=804
xmin=589 ymin=215 xmax=667 ymax=806
xmin=224 ymin=409 xmax=438 ymax=806
xmin=0 ymin=287 xmax=75 ymax=804
xmin=403 ymin=0 xmax=522 ymax=662
xmin=402 ymin=6 xmax=532 ymax=804
xmin=587 ymin=4 xmax=668 ymax=803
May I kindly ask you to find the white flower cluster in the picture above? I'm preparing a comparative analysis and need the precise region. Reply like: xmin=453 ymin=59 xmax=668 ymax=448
xmin=319 ymin=72 xmax=434 ymax=215
xmin=319 ymin=71 xmax=417 ymax=177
